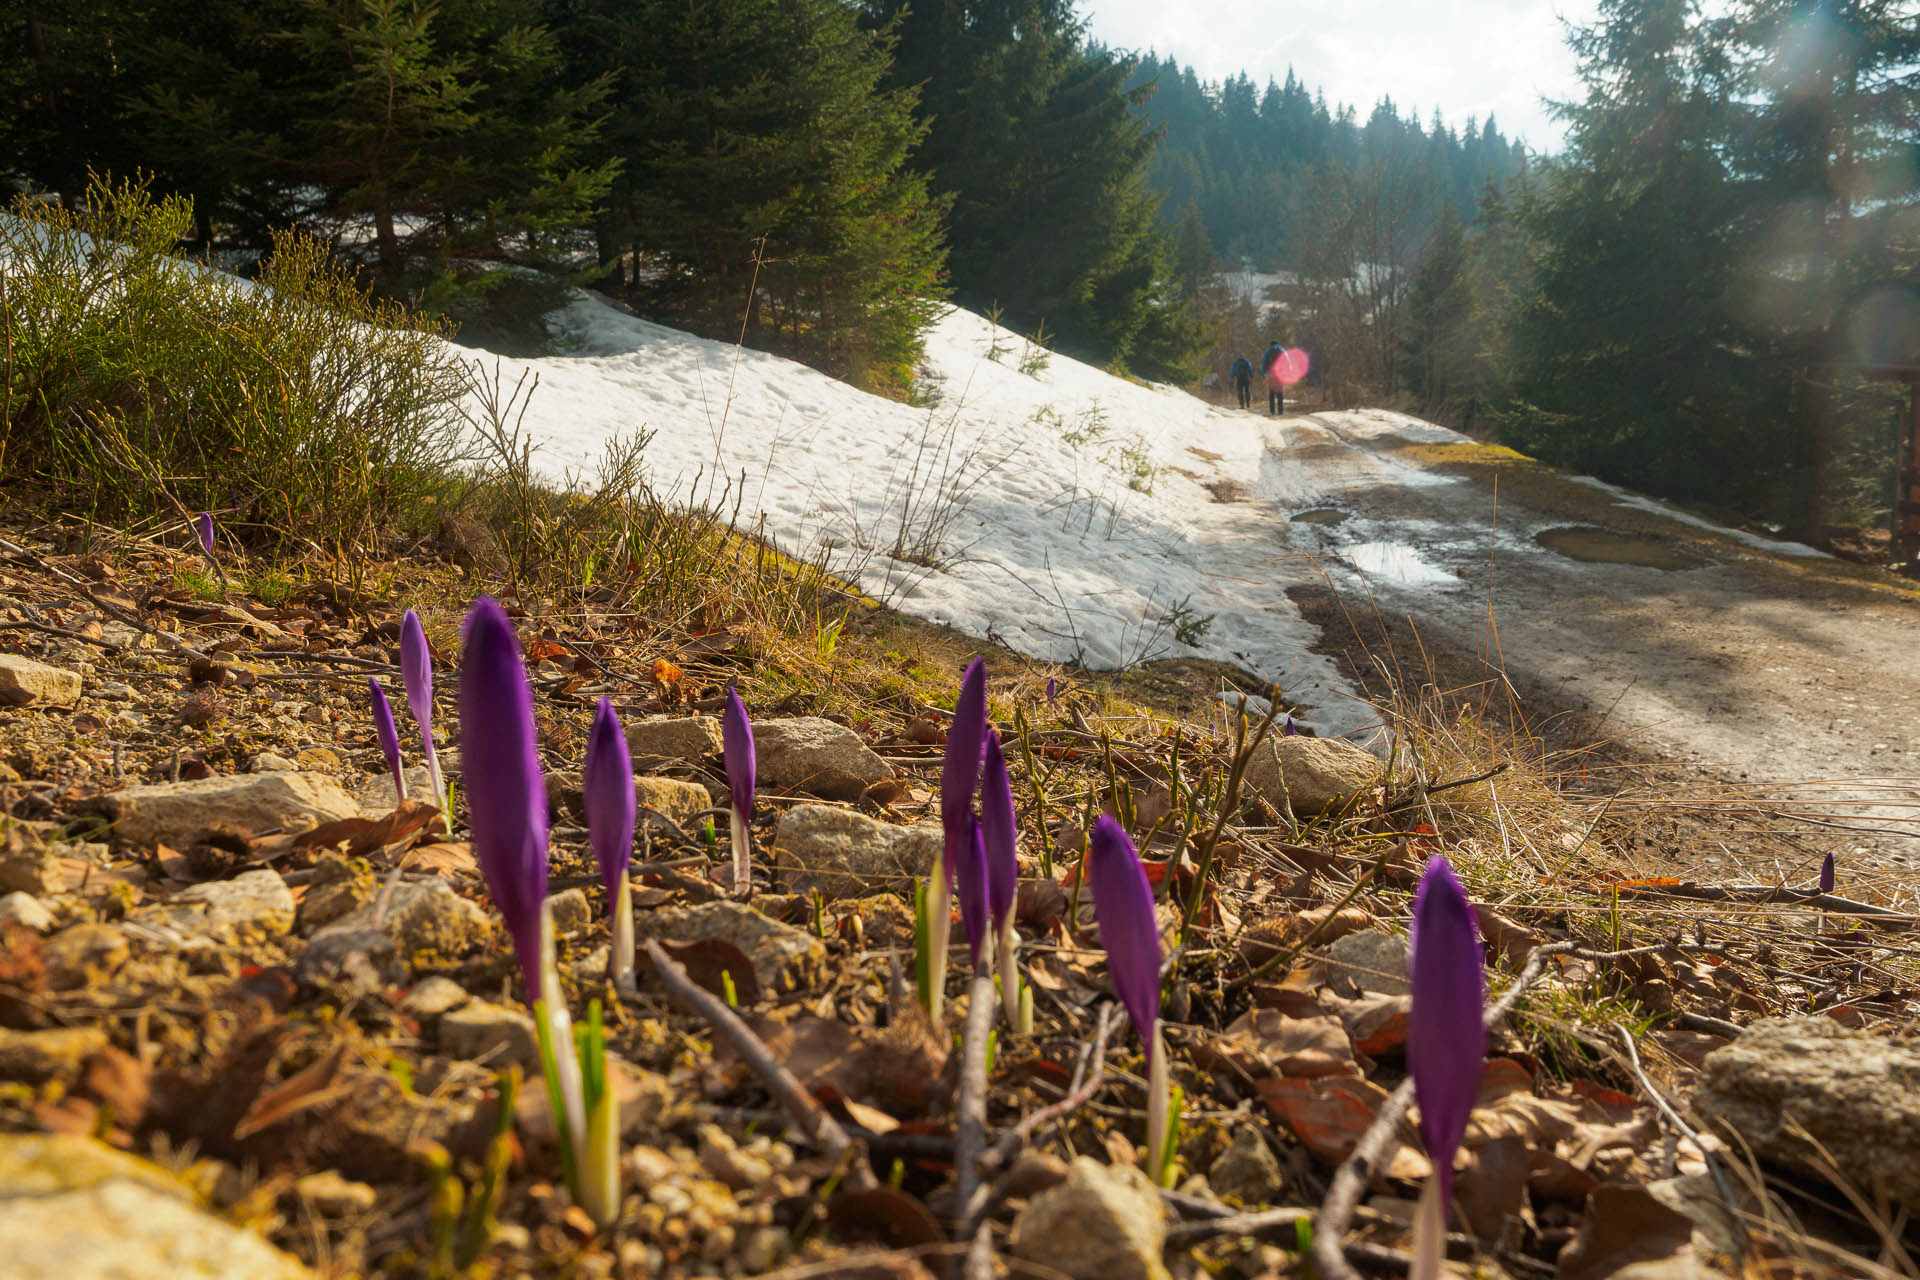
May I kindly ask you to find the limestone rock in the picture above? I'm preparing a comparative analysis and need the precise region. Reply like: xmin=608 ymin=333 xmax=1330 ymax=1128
xmin=751 ymin=718 xmax=892 ymax=800
xmin=625 ymin=715 xmax=722 ymax=766
xmin=136 ymin=870 xmax=295 ymax=946
xmin=326 ymin=877 xmax=489 ymax=957
xmin=771 ymin=805 xmax=940 ymax=896
xmin=0 ymin=892 xmax=53 ymax=932
xmin=0 ymin=821 xmax=62 ymax=895
xmin=294 ymin=857 xmax=376 ymax=934
xmin=549 ymin=887 xmax=591 ymax=938
xmin=0 ymin=1134 xmax=313 ymax=1280
xmin=1693 ymin=1016 xmax=1920 ymax=1211
xmin=101 ymin=772 xmax=359 ymax=848
xmin=634 ymin=776 xmax=713 ymax=829
xmin=1242 ymin=735 xmax=1381 ymax=818
xmin=0 ymin=1027 xmax=110 ymax=1083
xmin=0 ymin=654 xmax=82 ymax=707
xmin=639 ymin=900 xmax=827 ymax=996
xmin=1208 ymin=1126 xmax=1285 ymax=1206
xmin=42 ymin=923 xmax=129 ymax=990
xmin=440 ymin=1000 xmax=538 ymax=1067
xmin=293 ymin=928 xmax=407 ymax=992
xmin=1009 ymin=1156 xmax=1170 ymax=1280
xmin=399 ymin=975 xmax=470 ymax=1025
xmin=1317 ymin=929 xmax=1411 ymax=997
xmin=249 ymin=753 xmax=299 ymax=772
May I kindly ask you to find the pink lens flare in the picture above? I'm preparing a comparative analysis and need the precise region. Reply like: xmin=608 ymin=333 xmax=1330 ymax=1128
xmin=1269 ymin=348 xmax=1310 ymax=386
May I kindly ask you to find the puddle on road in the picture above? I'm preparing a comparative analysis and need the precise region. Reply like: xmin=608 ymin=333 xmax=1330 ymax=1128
xmin=1292 ymin=507 xmax=1348 ymax=525
xmin=1346 ymin=541 xmax=1460 ymax=587
xmin=1535 ymin=526 xmax=1705 ymax=570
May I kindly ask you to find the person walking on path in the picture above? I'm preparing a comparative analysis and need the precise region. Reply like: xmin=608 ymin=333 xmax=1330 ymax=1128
xmin=1229 ymin=355 xmax=1254 ymax=409
xmin=1261 ymin=341 xmax=1286 ymax=415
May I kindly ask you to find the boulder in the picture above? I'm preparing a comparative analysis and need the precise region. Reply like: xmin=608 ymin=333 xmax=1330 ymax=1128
xmin=134 ymin=870 xmax=295 ymax=946
xmin=624 ymin=715 xmax=722 ymax=766
xmin=1316 ymin=929 xmax=1410 ymax=997
xmin=771 ymin=805 xmax=940 ymax=896
xmin=1693 ymin=1016 xmax=1920 ymax=1211
xmin=1009 ymin=1156 xmax=1170 ymax=1280
xmin=1242 ymin=735 xmax=1381 ymax=818
xmin=751 ymin=718 xmax=891 ymax=801
xmin=639 ymin=900 xmax=827 ymax=996
xmin=100 ymin=773 xmax=359 ymax=848
xmin=634 ymin=776 xmax=713 ymax=829
xmin=0 ymin=1133 xmax=313 ymax=1280
xmin=0 ymin=654 xmax=82 ymax=707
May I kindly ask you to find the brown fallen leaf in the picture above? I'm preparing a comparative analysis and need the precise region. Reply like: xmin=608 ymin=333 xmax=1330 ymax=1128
xmin=658 ymin=938 xmax=763 ymax=1006
xmin=1555 ymin=1183 xmax=1695 ymax=1280
xmin=82 ymin=1046 xmax=150 ymax=1130
xmin=1198 ymin=1007 xmax=1360 ymax=1080
xmin=829 ymin=1186 xmax=947 ymax=1249
xmin=233 ymin=1037 xmax=352 ymax=1140
xmin=1320 ymin=991 xmax=1411 ymax=1056
xmin=1257 ymin=1075 xmax=1430 ymax=1179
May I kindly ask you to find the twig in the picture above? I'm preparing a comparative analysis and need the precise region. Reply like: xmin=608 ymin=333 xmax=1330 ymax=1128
xmin=640 ymin=938 xmax=876 ymax=1191
xmin=954 ymin=971 xmax=997 ymax=1237
xmin=0 ymin=536 xmax=209 ymax=662
xmin=1615 ymin=1025 xmax=1751 ymax=1262
xmin=973 ymin=1003 xmax=1115 ymax=1180
xmin=1422 ymin=763 xmax=1511 ymax=797
xmin=1621 ymin=881 xmax=1914 ymax=926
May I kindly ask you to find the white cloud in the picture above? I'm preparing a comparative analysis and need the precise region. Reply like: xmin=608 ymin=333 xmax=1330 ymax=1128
xmin=1084 ymin=0 xmax=1601 ymax=152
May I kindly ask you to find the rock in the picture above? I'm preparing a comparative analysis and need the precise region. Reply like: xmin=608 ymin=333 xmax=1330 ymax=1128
xmin=101 ymin=772 xmax=360 ymax=848
xmin=293 ymin=1169 xmax=378 ymax=1215
xmin=293 ymin=928 xmax=407 ymax=992
xmin=639 ymin=900 xmax=827 ymax=996
xmin=751 ymin=718 xmax=892 ymax=800
xmin=439 ymin=1000 xmax=539 ymax=1067
xmin=0 ymin=1027 xmax=110 ymax=1083
xmin=634 ymin=776 xmax=714 ymax=829
xmin=771 ymin=805 xmax=940 ymax=896
xmin=0 ymin=892 xmax=53 ymax=932
xmin=1317 ymin=929 xmax=1410 ymax=997
xmin=249 ymin=752 xmax=298 ymax=772
xmin=294 ymin=857 xmax=375 ymax=934
xmin=625 ymin=715 xmax=723 ymax=766
xmin=0 ymin=821 xmax=63 ymax=895
xmin=295 ymin=747 xmax=341 ymax=771
xmin=698 ymin=1123 xmax=773 ymax=1190
xmin=1242 ymin=735 xmax=1382 ymax=818
xmin=0 ymin=654 xmax=82 ymax=707
xmin=1693 ymin=1016 xmax=1920 ymax=1211
xmin=1208 ymin=1126 xmax=1285 ymax=1205
xmin=399 ymin=975 xmax=471 ymax=1024
xmin=0 ymin=1133 xmax=313 ymax=1280
xmin=1009 ymin=1156 xmax=1170 ymax=1280
xmin=136 ymin=870 xmax=295 ymax=946
xmin=549 ymin=887 xmax=591 ymax=938
xmin=42 ymin=923 xmax=129 ymax=990
xmin=326 ymin=877 xmax=489 ymax=957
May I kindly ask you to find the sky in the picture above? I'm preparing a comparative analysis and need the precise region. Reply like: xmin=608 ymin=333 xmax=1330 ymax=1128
xmin=1083 ymin=0 xmax=1603 ymax=153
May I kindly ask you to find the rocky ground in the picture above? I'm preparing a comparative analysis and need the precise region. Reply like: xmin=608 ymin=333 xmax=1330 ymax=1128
xmin=1 ymin=519 xmax=1916 ymax=1280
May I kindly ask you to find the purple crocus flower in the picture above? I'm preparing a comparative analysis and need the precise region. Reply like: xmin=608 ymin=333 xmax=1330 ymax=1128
xmin=723 ymin=686 xmax=756 ymax=896
xmin=584 ymin=698 xmax=634 ymax=906
xmin=1045 ymin=677 xmax=1058 ymax=706
xmin=369 ymin=678 xmax=407 ymax=805
xmin=1086 ymin=814 xmax=1159 ymax=1039
xmin=979 ymin=727 xmax=1028 ymax=1030
xmin=955 ymin=813 xmax=991 ymax=965
xmin=400 ymin=609 xmax=446 ymax=812
xmin=194 ymin=512 xmax=215 ymax=556
xmin=1407 ymin=853 xmax=1485 ymax=1267
xmin=458 ymin=597 xmax=549 ymax=1000
xmin=1819 ymin=852 xmax=1835 ymax=896
xmin=942 ymin=659 xmax=989 ymax=886
xmin=1283 ymin=716 xmax=1298 ymax=736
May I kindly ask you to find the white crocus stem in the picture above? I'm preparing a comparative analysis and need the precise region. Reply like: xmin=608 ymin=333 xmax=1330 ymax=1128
xmin=612 ymin=869 xmax=635 ymax=988
xmin=730 ymin=803 xmax=753 ymax=897
xmin=538 ymin=903 xmax=589 ymax=1164
xmin=995 ymin=915 xmax=1025 ymax=1033
xmin=390 ymin=761 xmax=408 ymax=805
xmin=926 ymin=852 xmax=950 ymax=1022
xmin=580 ymin=1067 xmax=622 ymax=1228
xmin=1146 ymin=1021 xmax=1169 ymax=1182
xmin=422 ymin=735 xmax=447 ymax=814
xmin=1410 ymin=1177 xmax=1445 ymax=1280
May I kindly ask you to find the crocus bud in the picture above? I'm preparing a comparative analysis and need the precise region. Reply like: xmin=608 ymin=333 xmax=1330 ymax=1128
xmin=942 ymin=659 xmax=989 ymax=889
xmin=723 ymin=686 xmax=756 ymax=894
xmin=1086 ymin=814 xmax=1159 ymax=1040
xmin=584 ymin=698 xmax=634 ymax=906
xmin=1819 ymin=852 xmax=1835 ymax=896
xmin=956 ymin=813 xmax=991 ymax=966
xmin=1408 ymin=853 xmax=1485 ymax=1280
xmin=194 ymin=512 xmax=215 ymax=556
xmin=369 ymin=678 xmax=406 ymax=805
xmin=400 ymin=609 xmax=446 ymax=812
xmin=979 ymin=729 xmax=1017 ymax=929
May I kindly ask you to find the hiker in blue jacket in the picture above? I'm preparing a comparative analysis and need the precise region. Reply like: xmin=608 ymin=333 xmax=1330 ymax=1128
xmin=1261 ymin=341 xmax=1286 ymax=415
xmin=1229 ymin=355 xmax=1254 ymax=409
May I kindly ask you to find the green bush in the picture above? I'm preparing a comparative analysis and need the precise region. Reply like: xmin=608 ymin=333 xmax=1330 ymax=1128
xmin=0 ymin=173 xmax=468 ymax=547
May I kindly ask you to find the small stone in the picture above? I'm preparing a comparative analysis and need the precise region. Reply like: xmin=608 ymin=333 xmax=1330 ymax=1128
xmin=249 ymin=753 xmax=298 ymax=773
xmin=0 ymin=821 xmax=62 ymax=895
xmin=0 ymin=1026 xmax=111 ymax=1084
xmin=399 ymin=975 xmax=471 ymax=1024
xmin=439 ymin=1000 xmax=539 ymax=1067
xmin=624 ymin=715 xmax=723 ymax=766
xmin=1241 ymin=735 xmax=1382 ymax=818
xmin=42 ymin=923 xmax=130 ymax=990
xmin=293 ymin=1169 xmax=378 ymax=1215
xmin=698 ymin=1123 xmax=773 ymax=1190
xmin=1208 ymin=1126 xmax=1285 ymax=1205
xmin=1010 ymin=1156 xmax=1170 ymax=1280
xmin=136 ymin=870 xmax=295 ymax=946
xmin=294 ymin=857 xmax=376 ymax=934
xmin=0 ymin=654 xmax=83 ymax=707
xmin=750 ymin=718 xmax=892 ymax=800
xmin=831 ymin=893 xmax=917 ymax=948
xmin=100 ymin=772 xmax=360 ymax=849
xmin=638 ymin=900 xmax=827 ymax=996
xmin=328 ymin=877 xmax=490 ymax=956
xmin=0 ymin=892 xmax=53 ymax=932
xmin=770 ymin=805 xmax=940 ymax=896
xmin=634 ymin=776 xmax=713 ymax=829
xmin=1317 ymin=929 xmax=1410 ymax=997
xmin=293 ymin=928 xmax=407 ymax=992
xmin=549 ymin=887 xmax=591 ymax=938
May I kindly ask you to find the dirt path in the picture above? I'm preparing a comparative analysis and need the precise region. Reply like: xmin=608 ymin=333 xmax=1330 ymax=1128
xmin=1247 ymin=409 xmax=1920 ymax=877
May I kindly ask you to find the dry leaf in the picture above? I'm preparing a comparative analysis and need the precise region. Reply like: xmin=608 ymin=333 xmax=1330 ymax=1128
xmin=1199 ymin=1007 xmax=1360 ymax=1079
xmin=1555 ymin=1183 xmax=1695 ymax=1280
xmin=233 ymin=1037 xmax=352 ymax=1140
xmin=827 ymin=1187 xmax=946 ymax=1249
xmin=1257 ymin=1075 xmax=1430 ymax=1179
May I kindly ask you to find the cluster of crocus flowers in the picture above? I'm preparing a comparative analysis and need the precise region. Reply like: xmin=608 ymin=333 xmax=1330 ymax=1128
xmin=723 ymin=687 xmax=756 ymax=897
xmin=1407 ymin=853 xmax=1486 ymax=1280
xmin=368 ymin=679 xmax=407 ymax=805
xmin=460 ymin=597 xmax=619 ymax=1228
xmin=1087 ymin=814 xmax=1178 ymax=1184
xmin=585 ymin=698 xmax=636 ymax=989
xmin=402 ymin=609 xmax=448 ymax=814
